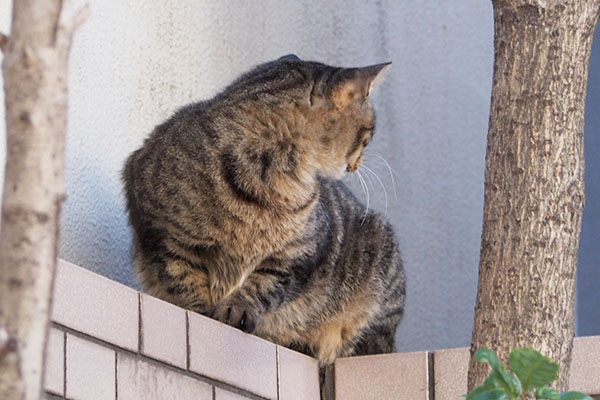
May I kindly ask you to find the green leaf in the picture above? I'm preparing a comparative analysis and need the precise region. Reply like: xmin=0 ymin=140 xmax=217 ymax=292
xmin=465 ymin=376 xmax=506 ymax=400
xmin=559 ymin=392 xmax=593 ymax=400
xmin=535 ymin=386 xmax=560 ymax=399
xmin=475 ymin=349 xmax=504 ymax=370
xmin=465 ymin=386 xmax=509 ymax=400
xmin=470 ymin=390 xmax=509 ymax=400
xmin=509 ymin=348 xmax=559 ymax=391
xmin=474 ymin=349 xmax=522 ymax=397
xmin=490 ymin=368 xmax=521 ymax=398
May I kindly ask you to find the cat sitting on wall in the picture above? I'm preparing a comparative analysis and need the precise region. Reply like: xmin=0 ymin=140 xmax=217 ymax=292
xmin=122 ymin=54 xmax=405 ymax=366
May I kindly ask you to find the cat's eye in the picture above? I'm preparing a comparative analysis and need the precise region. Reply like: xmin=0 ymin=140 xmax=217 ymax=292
xmin=362 ymin=139 xmax=370 ymax=147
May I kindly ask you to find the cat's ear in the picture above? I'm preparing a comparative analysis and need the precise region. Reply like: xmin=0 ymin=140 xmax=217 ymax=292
xmin=329 ymin=62 xmax=391 ymax=108
xmin=279 ymin=54 xmax=301 ymax=61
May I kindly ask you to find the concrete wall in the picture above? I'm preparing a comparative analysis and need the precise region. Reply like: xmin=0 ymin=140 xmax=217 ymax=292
xmin=6 ymin=0 xmax=594 ymax=354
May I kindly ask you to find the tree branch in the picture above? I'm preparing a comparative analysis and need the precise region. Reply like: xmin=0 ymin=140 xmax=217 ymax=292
xmin=71 ymin=4 xmax=91 ymax=32
xmin=55 ymin=1 xmax=90 ymax=51
xmin=0 ymin=33 xmax=8 ymax=54
xmin=0 ymin=325 xmax=17 ymax=362
xmin=0 ymin=0 xmax=89 ymax=396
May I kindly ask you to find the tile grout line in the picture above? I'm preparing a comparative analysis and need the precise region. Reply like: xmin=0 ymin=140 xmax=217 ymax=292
xmin=331 ymin=363 xmax=335 ymax=400
xmin=115 ymin=351 xmax=118 ymax=400
xmin=186 ymin=311 xmax=190 ymax=371
xmin=138 ymin=293 xmax=143 ymax=355
xmin=276 ymin=346 xmax=281 ymax=400
xmin=62 ymin=330 xmax=67 ymax=398
xmin=212 ymin=385 xmax=216 ymax=400
xmin=428 ymin=352 xmax=435 ymax=400
xmin=323 ymin=363 xmax=335 ymax=400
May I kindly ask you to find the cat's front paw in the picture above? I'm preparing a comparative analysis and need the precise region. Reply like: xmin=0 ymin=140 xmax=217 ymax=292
xmin=212 ymin=301 xmax=259 ymax=333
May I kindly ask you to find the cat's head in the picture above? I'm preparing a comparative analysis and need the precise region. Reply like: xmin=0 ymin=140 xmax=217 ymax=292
xmin=224 ymin=55 xmax=390 ymax=181
xmin=309 ymin=60 xmax=390 ymax=179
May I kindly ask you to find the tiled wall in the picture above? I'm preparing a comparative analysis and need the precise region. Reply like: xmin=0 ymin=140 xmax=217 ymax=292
xmin=44 ymin=260 xmax=600 ymax=400
xmin=45 ymin=260 xmax=319 ymax=400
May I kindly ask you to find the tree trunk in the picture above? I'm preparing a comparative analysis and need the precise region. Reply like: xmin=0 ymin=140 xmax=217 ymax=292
xmin=0 ymin=1 xmax=88 ymax=398
xmin=468 ymin=0 xmax=600 ymax=393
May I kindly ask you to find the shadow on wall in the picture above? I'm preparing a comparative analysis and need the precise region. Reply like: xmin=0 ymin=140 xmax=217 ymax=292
xmin=60 ymin=157 xmax=138 ymax=288
xmin=577 ymin=24 xmax=600 ymax=337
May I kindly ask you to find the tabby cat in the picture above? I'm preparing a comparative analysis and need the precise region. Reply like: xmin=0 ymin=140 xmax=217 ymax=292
xmin=123 ymin=55 xmax=405 ymax=366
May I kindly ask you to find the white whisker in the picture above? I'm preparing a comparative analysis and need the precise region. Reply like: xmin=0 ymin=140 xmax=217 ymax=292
xmin=356 ymin=169 xmax=370 ymax=225
xmin=373 ymin=154 xmax=398 ymax=201
xmin=362 ymin=165 xmax=388 ymax=215
xmin=359 ymin=164 xmax=376 ymax=190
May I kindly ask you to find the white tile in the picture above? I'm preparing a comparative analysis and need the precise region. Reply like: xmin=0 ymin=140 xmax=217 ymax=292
xmin=44 ymin=328 xmax=64 ymax=395
xmin=140 ymin=293 xmax=187 ymax=368
xmin=335 ymin=352 xmax=429 ymax=400
xmin=52 ymin=259 xmax=138 ymax=351
xmin=434 ymin=347 xmax=470 ymax=400
xmin=215 ymin=387 xmax=252 ymax=400
xmin=66 ymin=334 xmax=115 ymax=400
xmin=188 ymin=311 xmax=277 ymax=399
xmin=117 ymin=353 xmax=212 ymax=400
xmin=278 ymin=346 xmax=319 ymax=400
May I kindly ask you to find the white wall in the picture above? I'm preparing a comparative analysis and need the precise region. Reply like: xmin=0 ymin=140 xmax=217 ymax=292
xmin=0 ymin=0 xmax=494 ymax=352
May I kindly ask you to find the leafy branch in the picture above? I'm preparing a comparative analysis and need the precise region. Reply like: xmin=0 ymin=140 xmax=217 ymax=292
xmin=465 ymin=348 xmax=592 ymax=400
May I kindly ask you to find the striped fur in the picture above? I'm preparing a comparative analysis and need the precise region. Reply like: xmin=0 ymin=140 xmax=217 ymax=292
xmin=123 ymin=56 xmax=405 ymax=366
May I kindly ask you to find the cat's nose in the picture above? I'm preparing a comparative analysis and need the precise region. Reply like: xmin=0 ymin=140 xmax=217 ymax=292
xmin=347 ymin=155 xmax=364 ymax=172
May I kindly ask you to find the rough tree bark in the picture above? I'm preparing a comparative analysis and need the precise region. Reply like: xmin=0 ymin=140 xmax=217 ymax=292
xmin=0 ymin=0 xmax=88 ymax=398
xmin=468 ymin=0 xmax=600 ymax=393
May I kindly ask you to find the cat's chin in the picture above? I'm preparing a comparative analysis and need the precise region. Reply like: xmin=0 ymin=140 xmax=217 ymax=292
xmin=321 ymin=165 xmax=347 ymax=180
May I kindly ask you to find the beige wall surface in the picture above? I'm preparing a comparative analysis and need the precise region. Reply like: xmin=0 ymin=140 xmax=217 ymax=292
xmin=0 ymin=0 xmax=495 ymax=352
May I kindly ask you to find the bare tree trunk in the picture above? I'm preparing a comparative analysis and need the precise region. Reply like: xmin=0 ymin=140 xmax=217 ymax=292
xmin=468 ymin=0 xmax=600 ymax=393
xmin=0 ymin=1 xmax=88 ymax=398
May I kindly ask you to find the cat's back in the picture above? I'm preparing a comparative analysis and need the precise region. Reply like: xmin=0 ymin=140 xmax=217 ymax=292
xmin=122 ymin=101 xmax=222 ymax=238
xmin=124 ymin=102 xmax=214 ymax=173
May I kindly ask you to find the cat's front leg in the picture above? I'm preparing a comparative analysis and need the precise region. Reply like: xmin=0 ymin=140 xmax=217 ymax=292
xmin=150 ymin=256 xmax=215 ymax=316
xmin=211 ymin=262 xmax=293 ymax=333
xmin=211 ymin=294 xmax=260 ymax=333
